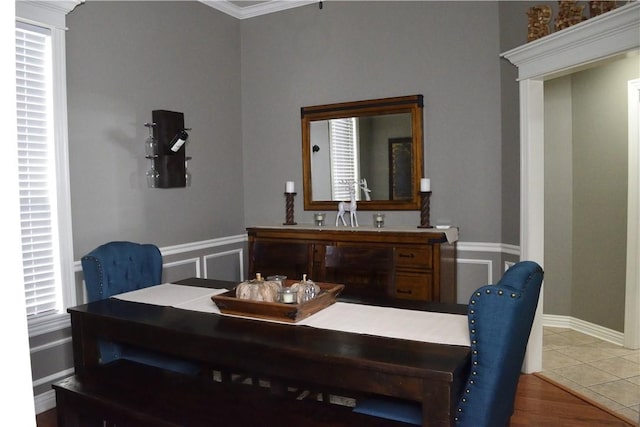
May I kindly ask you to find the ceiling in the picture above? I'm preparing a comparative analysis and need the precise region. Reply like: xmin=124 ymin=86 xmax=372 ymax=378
xmin=200 ymin=0 xmax=317 ymax=19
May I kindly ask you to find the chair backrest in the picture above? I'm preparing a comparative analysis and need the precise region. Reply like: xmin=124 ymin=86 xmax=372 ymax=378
xmin=81 ymin=241 xmax=162 ymax=302
xmin=321 ymin=245 xmax=395 ymax=299
xmin=455 ymin=260 xmax=544 ymax=427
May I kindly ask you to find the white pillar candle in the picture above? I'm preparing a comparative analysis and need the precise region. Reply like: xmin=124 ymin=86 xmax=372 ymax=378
xmin=285 ymin=181 xmax=295 ymax=193
xmin=420 ymin=178 xmax=431 ymax=192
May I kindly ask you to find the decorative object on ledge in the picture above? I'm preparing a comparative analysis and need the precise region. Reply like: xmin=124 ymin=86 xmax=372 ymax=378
xmin=588 ymin=1 xmax=616 ymax=17
xmin=336 ymin=181 xmax=358 ymax=227
xmin=555 ymin=0 xmax=586 ymax=31
xmin=418 ymin=178 xmax=432 ymax=229
xmin=373 ymin=213 xmax=385 ymax=228
xmin=526 ymin=1 xmax=617 ymax=43
xmin=284 ymin=181 xmax=297 ymax=225
xmin=314 ymin=212 xmax=326 ymax=226
xmin=418 ymin=191 xmax=432 ymax=229
xmin=144 ymin=110 xmax=191 ymax=188
xmin=359 ymin=178 xmax=372 ymax=201
xmin=527 ymin=5 xmax=552 ymax=42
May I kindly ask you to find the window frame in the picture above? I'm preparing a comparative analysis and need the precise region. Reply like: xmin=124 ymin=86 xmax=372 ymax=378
xmin=16 ymin=1 xmax=80 ymax=337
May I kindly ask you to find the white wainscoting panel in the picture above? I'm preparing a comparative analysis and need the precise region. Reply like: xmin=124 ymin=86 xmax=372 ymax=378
xmin=204 ymin=248 xmax=245 ymax=281
xmin=458 ymin=258 xmax=493 ymax=285
xmin=164 ymin=256 xmax=201 ymax=281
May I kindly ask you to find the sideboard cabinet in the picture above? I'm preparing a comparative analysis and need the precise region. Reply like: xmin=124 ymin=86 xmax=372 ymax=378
xmin=247 ymin=226 xmax=457 ymax=303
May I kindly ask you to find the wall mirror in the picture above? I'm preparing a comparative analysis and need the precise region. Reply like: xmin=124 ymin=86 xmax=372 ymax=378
xmin=302 ymin=95 xmax=424 ymax=211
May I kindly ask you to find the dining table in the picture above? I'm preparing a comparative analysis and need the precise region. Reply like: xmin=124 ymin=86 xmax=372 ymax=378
xmin=68 ymin=277 xmax=471 ymax=427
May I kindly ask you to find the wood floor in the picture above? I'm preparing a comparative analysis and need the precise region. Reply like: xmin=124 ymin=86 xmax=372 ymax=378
xmin=36 ymin=373 xmax=636 ymax=427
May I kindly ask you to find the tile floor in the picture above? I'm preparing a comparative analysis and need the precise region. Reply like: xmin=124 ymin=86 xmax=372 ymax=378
xmin=541 ymin=326 xmax=640 ymax=424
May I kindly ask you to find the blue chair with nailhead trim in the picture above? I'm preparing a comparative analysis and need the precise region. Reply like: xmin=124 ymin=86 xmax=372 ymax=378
xmin=353 ymin=260 xmax=544 ymax=426
xmin=81 ymin=241 xmax=202 ymax=376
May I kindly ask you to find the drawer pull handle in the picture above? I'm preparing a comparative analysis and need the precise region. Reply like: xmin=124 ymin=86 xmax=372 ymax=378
xmin=399 ymin=253 xmax=415 ymax=258
xmin=397 ymin=289 xmax=412 ymax=294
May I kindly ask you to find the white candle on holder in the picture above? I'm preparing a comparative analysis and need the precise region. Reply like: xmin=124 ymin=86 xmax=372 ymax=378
xmin=285 ymin=181 xmax=295 ymax=193
xmin=420 ymin=178 xmax=431 ymax=192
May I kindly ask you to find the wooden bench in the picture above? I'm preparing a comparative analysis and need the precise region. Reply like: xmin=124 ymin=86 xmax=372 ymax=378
xmin=52 ymin=359 xmax=408 ymax=427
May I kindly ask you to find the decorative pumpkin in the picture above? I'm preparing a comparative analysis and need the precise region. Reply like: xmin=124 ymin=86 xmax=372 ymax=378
xmin=290 ymin=274 xmax=320 ymax=304
xmin=236 ymin=273 xmax=281 ymax=302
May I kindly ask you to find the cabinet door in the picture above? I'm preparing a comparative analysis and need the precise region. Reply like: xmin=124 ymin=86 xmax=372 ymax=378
xmin=320 ymin=245 xmax=395 ymax=299
xmin=395 ymin=271 xmax=433 ymax=301
xmin=249 ymin=241 xmax=314 ymax=281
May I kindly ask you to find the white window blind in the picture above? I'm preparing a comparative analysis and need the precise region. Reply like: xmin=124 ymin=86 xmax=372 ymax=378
xmin=329 ymin=117 xmax=359 ymax=200
xmin=15 ymin=22 xmax=60 ymax=317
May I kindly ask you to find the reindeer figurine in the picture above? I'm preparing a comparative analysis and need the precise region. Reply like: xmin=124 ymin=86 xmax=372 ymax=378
xmin=336 ymin=182 xmax=358 ymax=227
xmin=359 ymin=178 xmax=372 ymax=201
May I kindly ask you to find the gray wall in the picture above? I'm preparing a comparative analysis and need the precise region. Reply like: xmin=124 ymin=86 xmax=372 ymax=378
xmin=544 ymin=55 xmax=639 ymax=332
xmin=571 ymin=56 xmax=636 ymax=332
xmin=545 ymin=76 xmax=574 ymax=317
xmin=498 ymin=1 xmax=535 ymax=246
xmin=66 ymin=1 xmax=244 ymax=258
xmin=240 ymin=1 xmax=506 ymax=237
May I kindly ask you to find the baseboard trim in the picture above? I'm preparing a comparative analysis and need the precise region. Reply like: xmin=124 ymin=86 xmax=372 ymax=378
xmin=543 ymin=314 xmax=624 ymax=346
xmin=35 ymin=389 xmax=57 ymax=414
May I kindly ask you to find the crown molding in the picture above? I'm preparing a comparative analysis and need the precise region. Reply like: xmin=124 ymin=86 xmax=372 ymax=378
xmin=501 ymin=2 xmax=640 ymax=81
xmin=199 ymin=0 xmax=316 ymax=19
xmin=16 ymin=0 xmax=84 ymax=28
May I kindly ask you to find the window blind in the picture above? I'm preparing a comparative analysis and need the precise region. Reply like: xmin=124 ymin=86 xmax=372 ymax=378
xmin=329 ymin=117 xmax=359 ymax=200
xmin=15 ymin=22 xmax=59 ymax=317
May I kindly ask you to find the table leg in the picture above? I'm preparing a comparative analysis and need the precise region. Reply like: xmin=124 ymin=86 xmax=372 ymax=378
xmin=422 ymin=381 xmax=456 ymax=426
xmin=70 ymin=312 xmax=100 ymax=376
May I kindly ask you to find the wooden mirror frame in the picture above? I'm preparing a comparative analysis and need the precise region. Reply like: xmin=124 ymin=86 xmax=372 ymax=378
xmin=301 ymin=94 xmax=424 ymax=211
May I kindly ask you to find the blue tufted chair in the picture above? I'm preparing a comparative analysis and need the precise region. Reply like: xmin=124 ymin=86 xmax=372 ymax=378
xmin=81 ymin=241 xmax=162 ymax=303
xmin=81 ymin=241 xmax=201 ymax=376
xmin=353 ymin=260 xmax=544 ymax=426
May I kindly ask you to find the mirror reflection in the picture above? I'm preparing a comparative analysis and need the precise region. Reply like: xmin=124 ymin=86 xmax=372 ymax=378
xmin=302 ymin=95 xmax=424 ymax=211
xmin=310 ymin=113 xmax=412 ymax=201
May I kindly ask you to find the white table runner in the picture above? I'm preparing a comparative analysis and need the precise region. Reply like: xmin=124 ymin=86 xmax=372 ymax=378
xmin=113 ymin=284 xmax=469 ymax=347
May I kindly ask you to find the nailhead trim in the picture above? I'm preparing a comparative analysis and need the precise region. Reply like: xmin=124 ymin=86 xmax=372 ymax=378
xmin=455 ymin=269 xmax=535 ymax=423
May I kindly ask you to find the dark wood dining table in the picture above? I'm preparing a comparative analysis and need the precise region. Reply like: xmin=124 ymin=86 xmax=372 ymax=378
xmin=68 ymin=277 xmax=471 ymax=427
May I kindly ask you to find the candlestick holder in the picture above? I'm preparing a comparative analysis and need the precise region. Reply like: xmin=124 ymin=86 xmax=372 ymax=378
xmin=418 ymin=191 xmax=432 ymax=228
xmin=284 ymin=192 xmax=297 ymax=225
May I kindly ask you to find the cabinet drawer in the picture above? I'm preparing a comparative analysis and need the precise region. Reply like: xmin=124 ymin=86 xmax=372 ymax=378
xmin=395 ymin=272 xmax=433 ymax=301
xmin=395 ymin=247 xmax=433 ymax=268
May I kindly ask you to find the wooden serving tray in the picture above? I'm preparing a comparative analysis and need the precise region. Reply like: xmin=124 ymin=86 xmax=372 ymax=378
xmin=211 ymin=281 xmax=344 ymax=323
